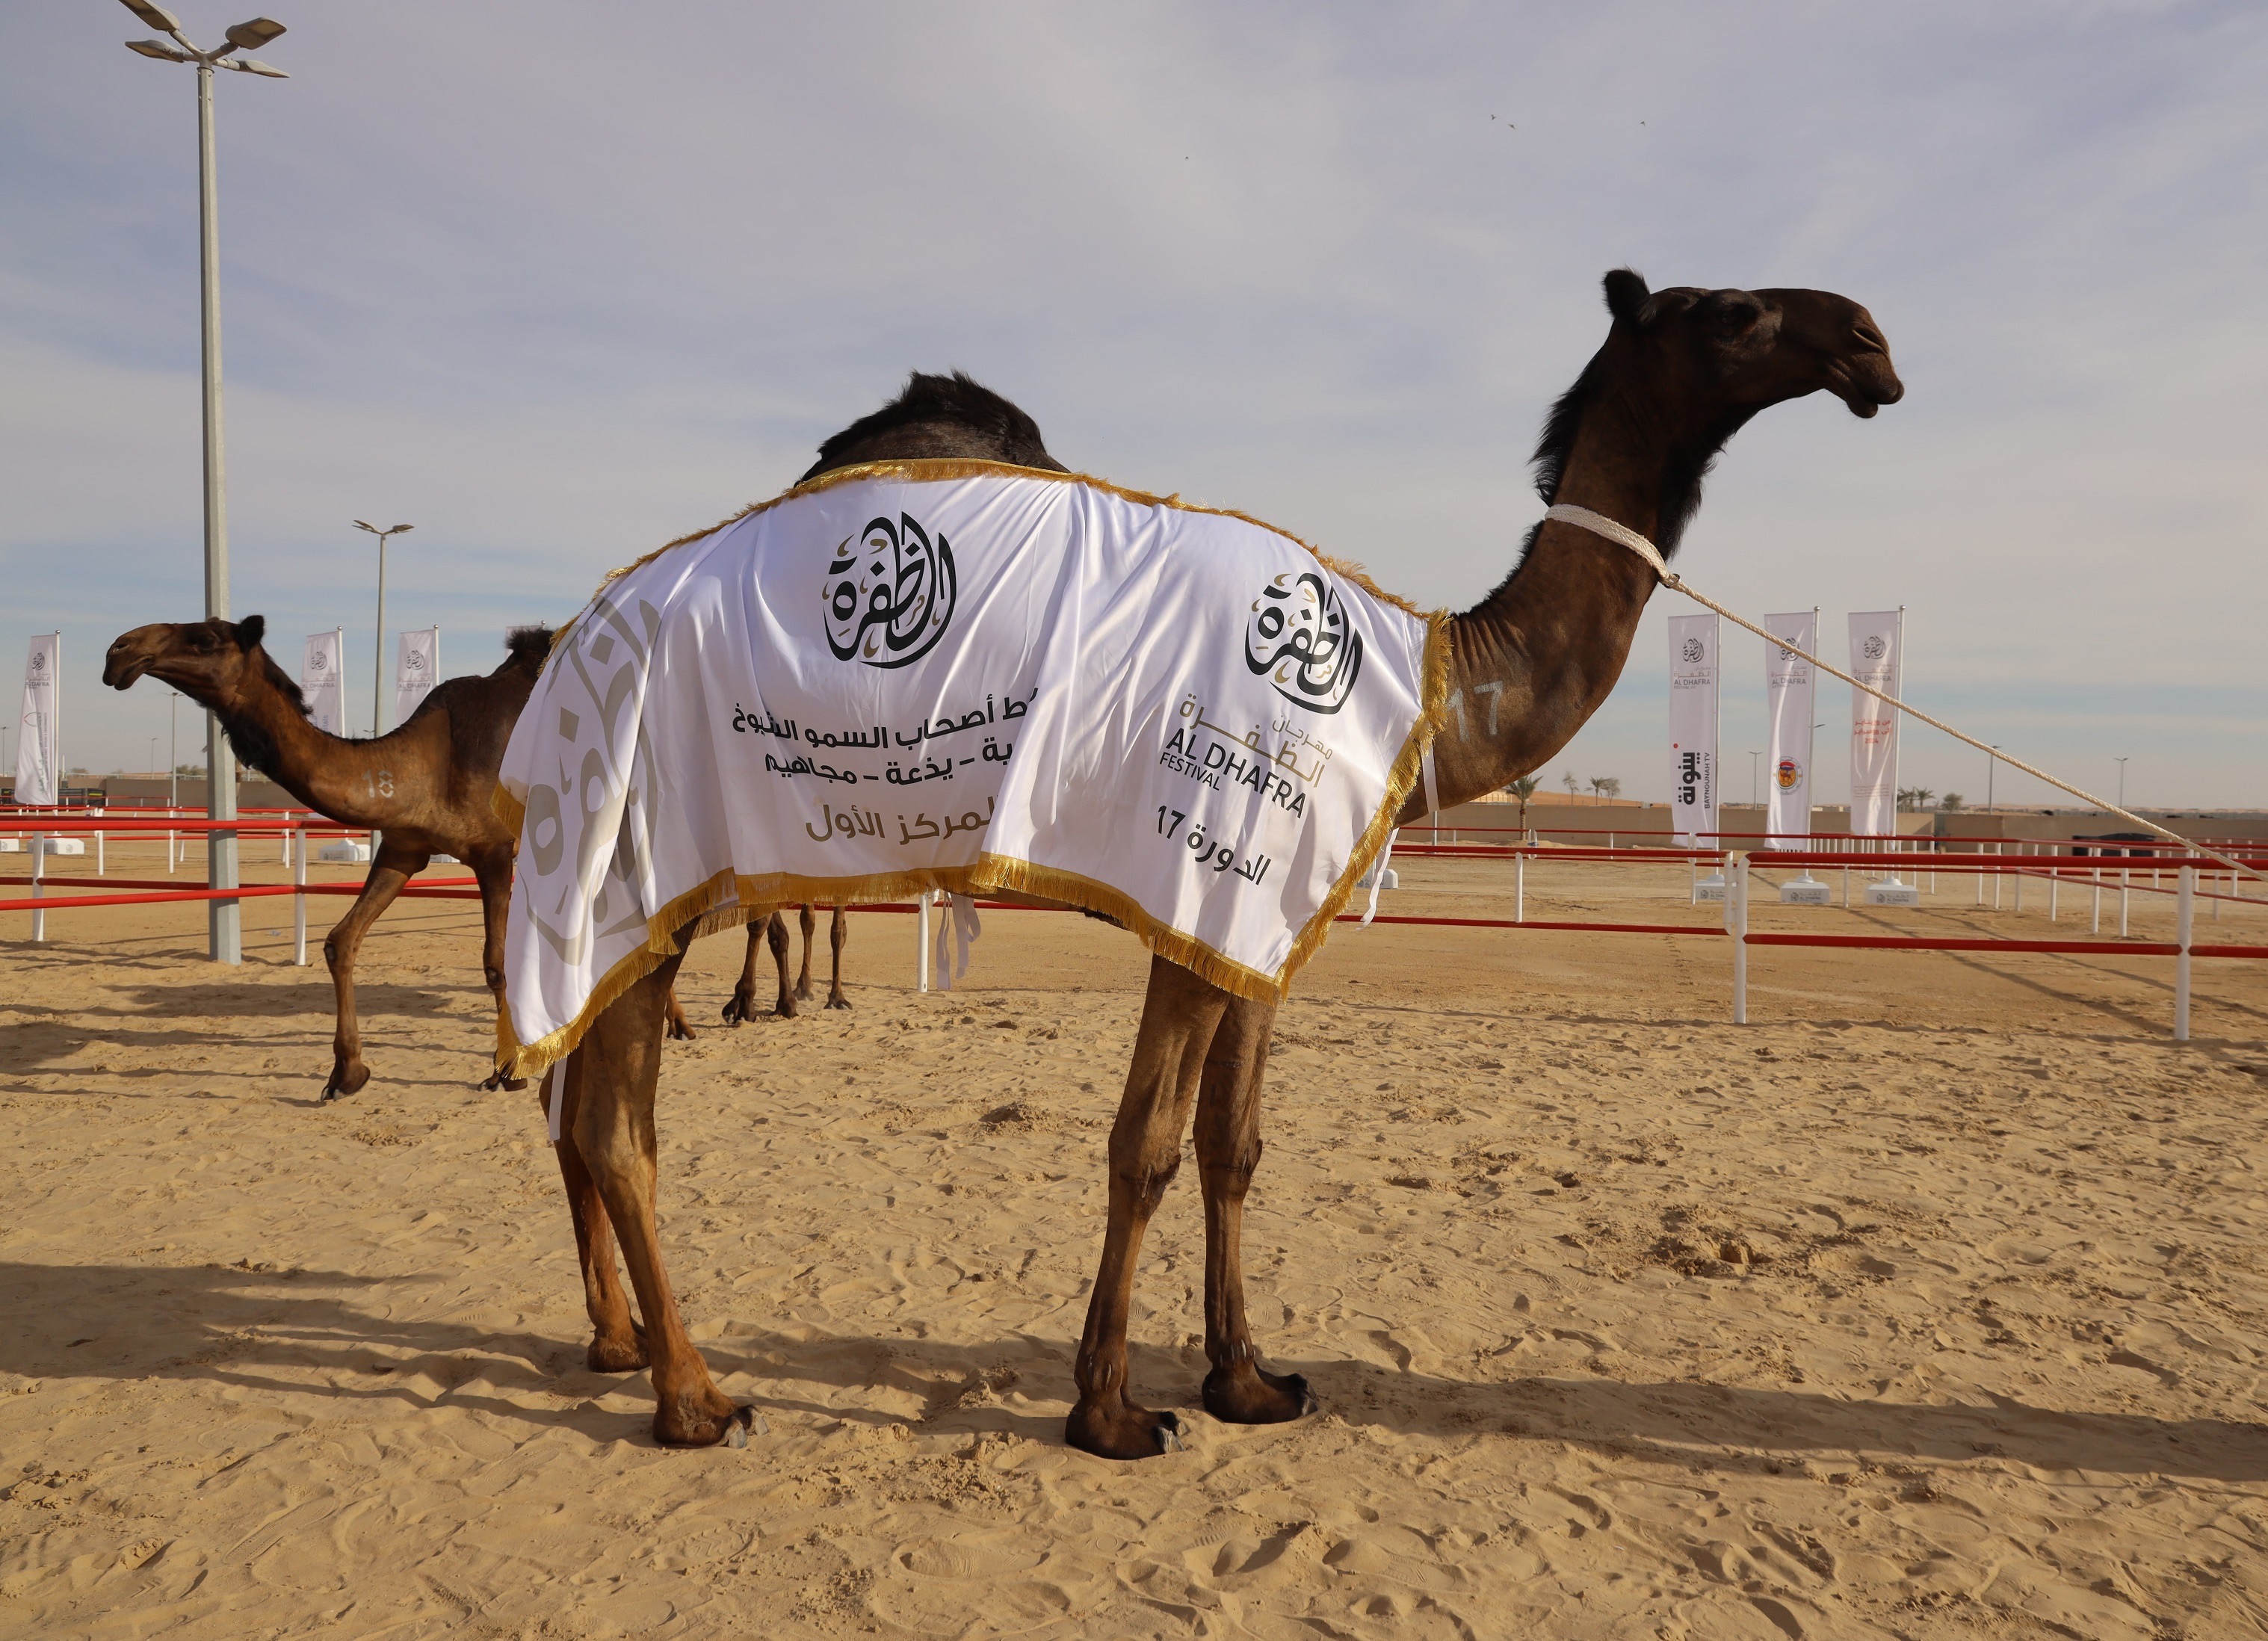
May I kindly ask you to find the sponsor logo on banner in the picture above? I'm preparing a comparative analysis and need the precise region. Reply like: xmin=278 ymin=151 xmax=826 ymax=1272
xmin=309 ymin=649 xmax=327 ymax=672
xmin=824 ymin=513 xmax=958 ymax=668
xmin=1246 ymin=571 xmax=1363 ymax=713
xmin=1764 ymin=610 xmax=1818 ymax=840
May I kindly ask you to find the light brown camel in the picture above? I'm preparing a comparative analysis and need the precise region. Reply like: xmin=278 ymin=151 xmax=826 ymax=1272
xmin=98 ymin=622 xmax=663 ymax=1096
xmin=540 ymin=275 xmax=1903 ymax=1450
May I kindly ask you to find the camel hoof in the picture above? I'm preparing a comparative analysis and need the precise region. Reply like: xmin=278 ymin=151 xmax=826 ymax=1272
xmin=1202 ymin=1364 xmax=1314 ymax=1427
xmin=655 ymin=1399 xmax=757 ymax=1450
xmin=720 ymin=995 xmax=752 ymax=1027
xmin=794 ymin=982 xmax=815 ymax=1003
xmin=824 ymin=996 xmax=853 ymax=1011
xmin=666 ymin=1021 xmax=696 ymax=1042
xmin=322 ymin=1063 xmax=371 ymax=1101
xmin=477 ymin=1070 xmax=528 ymax=1092
xmin=1065 ymin=1400 xmax=1184 ymax=1461
xmin=773 ymin=1000 xmax=798 ymax=1020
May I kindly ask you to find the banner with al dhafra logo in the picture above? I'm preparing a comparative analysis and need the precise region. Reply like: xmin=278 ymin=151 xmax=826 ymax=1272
xmin=1847 ymin=609 xmax=1903 ymax=837
xmin=302 ymin=630 xmax=347 ymax=737
xmin=14 ymin=634 xmax=60 ymax=806
xmin=1764 ymin=609 xmax=1817 ymax=840
xmin=395 ymin=628 xmax=440 ymax=726
xmin=1666 ymin=612 xmax=1718 ymax=847
xmin=494 ymin=460 xmax=1447 ymax=1079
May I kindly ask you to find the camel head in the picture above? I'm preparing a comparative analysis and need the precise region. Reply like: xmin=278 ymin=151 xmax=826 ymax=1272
xmin=1596 ymin=268 xmax=1903 ymax=424
xmin=103 ymin=614 xmax=278 ymax=710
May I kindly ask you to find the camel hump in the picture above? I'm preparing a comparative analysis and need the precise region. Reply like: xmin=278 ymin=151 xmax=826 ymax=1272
xmin=503 ymin=625 xmax=555 ymax=672
xmin=801 ymin=370 xmax=1068 ymax=482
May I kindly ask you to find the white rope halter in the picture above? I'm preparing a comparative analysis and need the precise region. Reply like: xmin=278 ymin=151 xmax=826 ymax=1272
xmin=1540 ymin=504 xmax=2264 ymax=886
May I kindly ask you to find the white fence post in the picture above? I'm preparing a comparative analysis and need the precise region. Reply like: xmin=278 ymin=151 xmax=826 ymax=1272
xmin=30 ymin=831 xmax=45 ymax=943
xmin=2174 ymin=865 xmax=2195 ymax=1041
xmin=293 ymin=825 xmax=309 ymax=966
xmin=2120 ymin=868 xmax=2131 ymax=937
xmin=1726 ymin=850 xmax=1748 ymax=1025
xmin=96 ymin=827 xmax=105 ymax=877
xmin=1515 ymin=851 xmax=1526 ymax=924
xmin=917 ymin=891 xmax=932 ymax=993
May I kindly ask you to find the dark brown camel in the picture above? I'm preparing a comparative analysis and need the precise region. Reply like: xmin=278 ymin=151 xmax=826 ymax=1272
xmin=541 ymin=276 xmax=1903 ymax=1451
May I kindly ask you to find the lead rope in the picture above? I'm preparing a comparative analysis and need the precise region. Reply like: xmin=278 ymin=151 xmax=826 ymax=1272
xmin=1543 ymin=503 xmax=2265 ymax=886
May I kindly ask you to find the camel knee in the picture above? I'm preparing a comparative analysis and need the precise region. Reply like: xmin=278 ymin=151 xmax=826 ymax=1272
xmin=1112 ymin=1152 xmax=1181 ymax=1215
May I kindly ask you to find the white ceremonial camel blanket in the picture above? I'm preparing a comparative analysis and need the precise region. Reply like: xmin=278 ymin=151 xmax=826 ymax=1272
xmin=495 ymin=460 xmax=1447 ymax=1078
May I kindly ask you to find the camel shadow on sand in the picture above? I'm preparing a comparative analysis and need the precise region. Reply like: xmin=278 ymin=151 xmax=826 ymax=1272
xmin=7 ymin=1259 xmax=2264 ymax=1481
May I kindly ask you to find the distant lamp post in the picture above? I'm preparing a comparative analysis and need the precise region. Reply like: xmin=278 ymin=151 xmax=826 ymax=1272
xmin=119 ymin=0 xmax=291 ymax=965
xmin=1986 ymin=744 xmax=2000 ymax=812
xmin=2116 ymin=756 xmax=2128 ymax=811
xmin=353 ymin=521 xmax=412 ymax=735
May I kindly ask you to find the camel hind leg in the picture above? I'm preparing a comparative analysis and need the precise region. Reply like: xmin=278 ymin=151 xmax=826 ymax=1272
xmin=823 ymin=905 xmax=851 ymax=1010
xmin=1195 ymin=992 xmax=1314 ymax=1425
xmin=471 ymin=843 xmax=528 ymax=1092
xmin=721 ymin=913 xmax=797 ymax=1023
xmin=572 ymin=945 xmax=752 ymax=1447
xmin=540 ymin=1063 xmax=646 ymax=1372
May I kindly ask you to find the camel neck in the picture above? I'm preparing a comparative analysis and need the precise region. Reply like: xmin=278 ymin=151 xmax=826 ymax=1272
xmin=214 ymin=661 xmax=413 ymax=827
xmin=1414 ymin=392 xmax=1698 ymax=819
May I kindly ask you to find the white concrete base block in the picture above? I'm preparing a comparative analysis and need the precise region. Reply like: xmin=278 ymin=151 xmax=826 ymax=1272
xmin=1692 ymin=873 xmax=1726 ymax=903
xmin=1355 ymin=867 xmax=1398 ymax=891
xmin=38 ymin=838 xmax=86 ymax=856
xmin=1865 ymin=881 xmax=1921 ymax=906
xmin=0 ymin=838 xmax=20 ymax=853
xmin=318 ymin=841 xmax=374 ymax=864
xmin=1779 ymin=873 xmax=1832 ymax=905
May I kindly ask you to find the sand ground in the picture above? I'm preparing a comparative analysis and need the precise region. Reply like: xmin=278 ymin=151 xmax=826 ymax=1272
xmin=3 ymin=843 xmax=2267 ymax=1640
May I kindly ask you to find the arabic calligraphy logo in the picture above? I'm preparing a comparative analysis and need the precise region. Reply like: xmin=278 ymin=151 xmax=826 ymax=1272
xmin=1681 ymin=637 xmax=1705 ymax=664
xmin=404 ymin=648 xmax=427 ymax=675
xmin=824 ymin=513 xmax=957 ymax=670
xmin=30 ymin=651 xmax=47 ymax=675
xmin=309 ymin=649 xmax=328 ymax=673
xmin=1862 ymin=635 xmax=1888 ymax=661
xmin=1776 ymin=756 xmax=1802 ymax=791
xmin=1245 ymin=571 xmax=1362 ymax=714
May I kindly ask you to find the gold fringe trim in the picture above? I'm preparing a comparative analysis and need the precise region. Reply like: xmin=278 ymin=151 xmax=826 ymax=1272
xmin=490 ymin=782 xmax=525 ymax=838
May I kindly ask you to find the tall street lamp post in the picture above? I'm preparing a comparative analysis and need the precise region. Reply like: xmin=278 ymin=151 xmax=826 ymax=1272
xmin=120 ymin=1 xmax=290 ymax=962
xmin=354 ymin=522 xmax=413 ymax=735
xmin=2116 ymin=757 xmax=2128 ymax=811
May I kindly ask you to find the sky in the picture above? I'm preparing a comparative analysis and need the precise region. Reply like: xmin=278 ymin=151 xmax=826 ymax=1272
xmin=4 ymin=1 xmax=2263 ymax=810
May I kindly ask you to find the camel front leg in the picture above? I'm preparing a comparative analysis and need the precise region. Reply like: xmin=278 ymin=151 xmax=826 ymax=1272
xmin=572 ymin=946 xmax=752 ymax=1447
xmin=824 ymin=904 xmax=851 ymax=1010
xmin=320 ymin=841 xmax=426 ymax=1101
xmin=471 ymin=844 xmax=528 ymax=1092
xmin=793 ymin=904 xmax=817 ymax=1001
xmin=1068 ymin=956 xmax=1232 ymax=1460
xmin=720 ymin=913 xmax=797 ymax=1022
xmin=662 ymin=986 xmax=696 ymax=1042
xmin=1195 ymin=992 xmax=1314 ymax=1425
xmin=541 ymin=1063 xmax=646 ymax=1371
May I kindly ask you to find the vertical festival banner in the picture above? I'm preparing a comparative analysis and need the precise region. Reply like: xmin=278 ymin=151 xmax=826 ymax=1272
xmin=395 ymin=627 xmax=440 ymax=727
xmin=1764 ymin=609 xmax=1817 ymax=841
xmin=302 ymin=629 xmax=347 ymax=738
xmin=1847 ymin=609 xmax=1904 ymax=837
xmin=15 ymin=633 xmax=60 ymax=806
xmin=1666 ymin=612 xmax=1719 ymax=847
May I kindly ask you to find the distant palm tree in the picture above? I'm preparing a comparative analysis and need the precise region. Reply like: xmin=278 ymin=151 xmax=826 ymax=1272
xmin=1509 ymin=776 xmax=1542 ymax=831
xmin=1597 ymin=776 xmax=1622 ymax=802
xmin=1562 ymin=771 xmax=1580 ymax=798
xmin=1941 ymin=791 xmax=1965 ymax=813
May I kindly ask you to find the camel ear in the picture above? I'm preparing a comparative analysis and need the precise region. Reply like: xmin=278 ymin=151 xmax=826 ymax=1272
xmin=1603 ymin=268 xmax=1654 ymax=327
xmin=236 ymin=614 xmax=266 ymax=651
